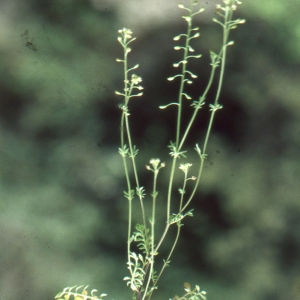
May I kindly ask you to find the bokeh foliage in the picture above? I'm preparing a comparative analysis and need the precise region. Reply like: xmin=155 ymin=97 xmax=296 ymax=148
xmin=1 ymin=1 xmax=300 ymax=300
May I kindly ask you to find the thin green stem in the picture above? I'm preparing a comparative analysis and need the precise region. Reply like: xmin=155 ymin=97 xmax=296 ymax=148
xmin=118 ymin=31 xmax=149 ymax=273
xmin=142 ymin=168 xmax=159 ymax=300
xmin=151 ymin=221 xmax=182 ymax=294
xmin=178 ymin=64 xmax=218 ymax=152
xmin=175 ymin=18 xmax=192 ymax=147
xmin=121 ymin=48 xmax=133 ymax=264
xmin=156 ymin=0 xmax=196 ymax=255
xmin=124 ymin=114 xmax=147 ymax=229
xmin=153 ymin=157 xmax=176 ymax=256
xmin=181 ymin=4 xmax=236 ymax=213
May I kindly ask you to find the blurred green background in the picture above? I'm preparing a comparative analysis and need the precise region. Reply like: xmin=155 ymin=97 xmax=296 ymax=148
xmin=1 ymin=1 xmax=300 ymax=300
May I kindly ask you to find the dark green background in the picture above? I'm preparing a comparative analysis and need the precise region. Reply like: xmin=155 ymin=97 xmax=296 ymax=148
xmin=1 ymin=1 xmax=300 ymax=300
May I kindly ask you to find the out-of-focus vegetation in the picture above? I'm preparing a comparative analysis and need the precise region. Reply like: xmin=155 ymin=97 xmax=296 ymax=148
xmin=0 ymin=1 xmax=300 ymax=300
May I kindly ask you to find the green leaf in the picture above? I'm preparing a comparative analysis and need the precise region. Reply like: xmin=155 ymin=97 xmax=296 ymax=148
xmin=123 ymin=189 xmax=135 ymax=201
xmin=136 ymin=186 xmax=146 ymax=198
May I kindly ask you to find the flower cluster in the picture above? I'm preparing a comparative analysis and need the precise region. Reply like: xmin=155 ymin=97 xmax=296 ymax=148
xmin=146 ymin=159 xmax=165 ymax=173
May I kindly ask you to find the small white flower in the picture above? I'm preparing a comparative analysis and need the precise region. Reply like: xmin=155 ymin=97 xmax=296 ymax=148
xmin=131 ymin=74 xmax=142 ymax=85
